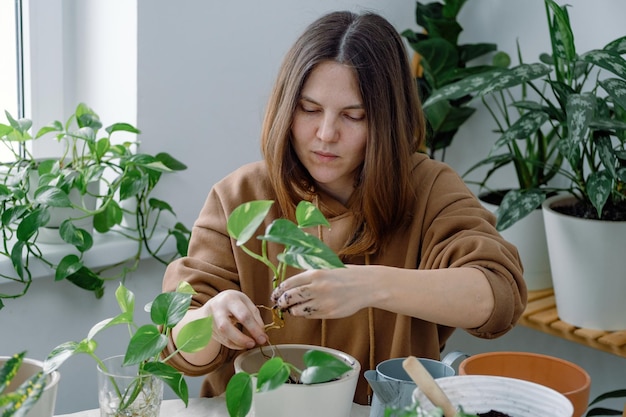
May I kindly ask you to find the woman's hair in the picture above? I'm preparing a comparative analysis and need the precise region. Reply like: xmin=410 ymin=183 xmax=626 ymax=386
xmin=261 ymin=10 xmax=425 ymax=256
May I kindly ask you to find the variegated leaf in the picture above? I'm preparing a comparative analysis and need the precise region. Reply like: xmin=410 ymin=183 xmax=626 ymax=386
xmin=495 ymin=111 xmax=549 ymax=148
xmin=600 ymin=78 xmax=626 ymax=111
xmin=423 ymin=68 xmax=506 ymax=107
xmin=579 ymin=50 xmax=626 ymax=79
xmin=587 ymin=171 xmax=612 ymax=218
xmin=479 ymin=63 xmax=552 ymax=96
xmin=604 ymin=36 xmax=626 ymax=55
xmin=496 ymin=189 xmax=545 ymax=231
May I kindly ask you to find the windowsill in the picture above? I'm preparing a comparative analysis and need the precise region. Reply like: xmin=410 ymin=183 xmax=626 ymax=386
xmin=0 ymin=230 xmax=176 ymax=281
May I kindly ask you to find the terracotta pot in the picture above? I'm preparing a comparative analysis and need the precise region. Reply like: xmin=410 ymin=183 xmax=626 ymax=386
xmin=458 ymin=351 xmax=590 ymax=417
xmin=413 ymin=375 xmax=574 ymax=417
xmin=0 ymin=356 xmax=61 ymax=417
xmin=234 ymin=344 xmax=360 ymax=417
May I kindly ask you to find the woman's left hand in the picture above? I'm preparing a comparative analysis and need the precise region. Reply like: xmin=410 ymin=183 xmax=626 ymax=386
xmin=270 ymin=265 xmax=370 ymax=319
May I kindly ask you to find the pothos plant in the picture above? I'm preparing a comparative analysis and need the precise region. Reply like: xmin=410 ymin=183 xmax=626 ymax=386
xmin=224 ymin=199 xmax=352 ymax=417
xmin=0 ymin=103 xmax=191 ymax=309
xmin=43 ymin=281 xmax=213 ymax=413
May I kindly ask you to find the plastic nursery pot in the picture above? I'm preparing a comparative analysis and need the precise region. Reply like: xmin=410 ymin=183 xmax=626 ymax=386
xmin=0 ymin=356 xmax=61 ymax=417
xmin=413 ymin=375 xmax=574 ymax=417
xmin=458 ymin=351 xmax=590 ymax=417
xmin=233 ymin=344 xmax=360 ymax=417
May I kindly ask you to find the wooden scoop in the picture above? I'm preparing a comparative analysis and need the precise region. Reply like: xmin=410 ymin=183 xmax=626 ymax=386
xmin=402 ymin=356 xmax=457 ymax=417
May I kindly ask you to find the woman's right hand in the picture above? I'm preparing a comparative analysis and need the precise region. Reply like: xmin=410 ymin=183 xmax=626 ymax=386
xmin=206 ymin=289 xmax=268 ymax=350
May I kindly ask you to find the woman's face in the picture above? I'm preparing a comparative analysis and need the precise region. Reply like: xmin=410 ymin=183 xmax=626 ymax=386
xmin=291 ymin=61 xmax=367 ymax=205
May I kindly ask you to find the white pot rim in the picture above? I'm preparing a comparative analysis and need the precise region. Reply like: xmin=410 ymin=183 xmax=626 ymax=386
xmin=234 ymin=343 xmax=361 ymax=384
xmin=0 ymin=355 xmax=61 ymax=392
xmin=542 ymin=194 xmax=626 ymax=223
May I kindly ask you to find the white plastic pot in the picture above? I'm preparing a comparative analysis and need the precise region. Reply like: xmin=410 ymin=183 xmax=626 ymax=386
xmin=0 ymin=356 xmax=61 ymax=417
xmin=233 ymin=344 xmax=360 ymax=417
xmin=413 ymin=375 xmax=573 ymax=417
xmin=543 ymin=194 xmax=626 ymax=330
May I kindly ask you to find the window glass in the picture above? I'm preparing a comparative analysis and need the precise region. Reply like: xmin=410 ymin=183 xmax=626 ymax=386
xmin=0 ymin=0 xmax=23 ymax=162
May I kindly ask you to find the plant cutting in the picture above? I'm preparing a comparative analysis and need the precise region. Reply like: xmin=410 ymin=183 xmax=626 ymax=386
xmin=401 ymin=0 xmax=510 ymax=161
xmin=423 ymin=0 xmax=626 ymax=227
xmin=0 ymin=103 xmax=190 ymax=309
xmin=223 ymin=199 xmax=357 ymax=417
xmin=43 ymin=281 xmax=213 ymax=416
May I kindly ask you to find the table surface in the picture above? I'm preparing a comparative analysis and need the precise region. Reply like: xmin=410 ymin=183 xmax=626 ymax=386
xmin=55 ymin=397 xmax=372 ymax=417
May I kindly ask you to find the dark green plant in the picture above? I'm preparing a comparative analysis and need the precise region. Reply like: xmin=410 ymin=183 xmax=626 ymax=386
xmin=0 ymin=351 xmax=47 ymax=417
xmin=0 ymin=103 xmax=191 ymax=308
xmin=44 ymin=282 xmax=213 ymax=411
xmin=423 ymin=0 xmax=626 ymax=228
xmin=224 ymin=200 xmax=351 ymax=417
xmin=585 ymin=389 xmax=626 ymax=416
xmin=401 ymin=0 xmax=509 ymax=160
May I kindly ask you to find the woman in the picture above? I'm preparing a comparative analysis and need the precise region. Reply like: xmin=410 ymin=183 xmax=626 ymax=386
xmin=162 ymin=10 xmax=526 ymax=405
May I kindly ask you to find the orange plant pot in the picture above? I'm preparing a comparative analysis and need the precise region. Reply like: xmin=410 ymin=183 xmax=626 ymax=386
xmin=459 ymin=351 xmax=591 ymax=417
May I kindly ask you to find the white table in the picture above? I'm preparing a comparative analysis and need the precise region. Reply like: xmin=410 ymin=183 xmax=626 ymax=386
xmin=55 ymin=397 xmax=372 ymax=417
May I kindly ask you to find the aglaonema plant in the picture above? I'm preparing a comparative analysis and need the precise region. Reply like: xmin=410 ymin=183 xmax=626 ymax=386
xmin=43 ymin=281 xmax=213 ymax=411
xmin=224 ymin=200 xmax=352 ymax=417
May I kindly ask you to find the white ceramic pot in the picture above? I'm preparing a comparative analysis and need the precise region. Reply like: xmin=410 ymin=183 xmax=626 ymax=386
xmin=0 ymin=356 xmax=61 ymax=417
xmin=233 ymin=344 xmax=360 ymax=417
xmin=542 ymin=194 xmax=626 ymax=330
xmin=413 ymin=375 xmax=573 ymax=417
xmin=481 ymin=196 xmax=552 ymax=291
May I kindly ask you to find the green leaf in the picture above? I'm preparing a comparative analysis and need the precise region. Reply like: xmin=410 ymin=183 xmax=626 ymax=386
xmin=295 ymin=200 xmax=330 ymax=228
xmin=495 ymin=189 xmax=545 ymax=231
xmin=33 ymin=185 xmax=72 ymax=208
xmin=94 ymin=137 xmax=110 ymax=160
xmin=142 ymin=362 xmax=188 ymax=406
xmin=156 ymin=152 xmax=187 ymax=171
xmin=119 ymin=170 xmax=148 ymax=201
xmin=263 ymin=220 xmax=344 ymax=270
xmin=600 ymin=78 xmax=626 ymax=111
xmin=55 ymin=254 xmax=83 ymax=282
xmin=105 ymin=122 xmax=141 ymax=135
xmin=300 ymin=350 xmax=353 ymax=384
xmin=175 ymin=316 xmax=213 ymax=353
xmin=580 ymin=50 xmax=626 ymax=79
xmin=225 ymin=372 xmax=253 ymax=417
xmin=150 ymin=291 xmax=192 ymax=328
xmin=10 ymin=241 xmax=25 ymax=279
xmin=16 ymin=208 xmax=50 ymax=241
xmin=149 ymin=198 xmax=174 ymax=214
xmin=423 ymin=68 xmax=506 ymax=107
xmin=479 ymin=63 xmax=552 ymax=96
xmin=545 ymin=0 xmax=576 ymax=62
xmin=65 ymin=266 xmax=105 ymax=295
xmin=94 ymin=200 xmax=122 ymax=233
xmin=124 ymin=325 xmax=168 ymax=365
xmin=60 ymin=220 xmax=93 ymax=252
xmin=494 ymin=111 xmax=549 ymax=148
xmin=3 ymin=370 xmax=47 ymax=416
xmin=44 ymin=340 xmax=95 ymax=373
xmin=0 ymin=352 xmax=25 ymax=392
xmin=115 ymin=283 xmax=135 ymax=314
xmin=256 ymin=357 xmax=290 ymax=392
xmin=587 ymin=171 xmax=612 ymax=218
xmin=227 ymin=200 xmax=274 ymax=245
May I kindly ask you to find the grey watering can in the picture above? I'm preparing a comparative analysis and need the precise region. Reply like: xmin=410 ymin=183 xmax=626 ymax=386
xmin=364 ymin=351 xmax=467 ymax=417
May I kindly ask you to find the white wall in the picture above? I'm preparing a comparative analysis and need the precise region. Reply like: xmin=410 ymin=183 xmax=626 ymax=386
xmin=2 ymin=0 xmax=625 ymax=414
